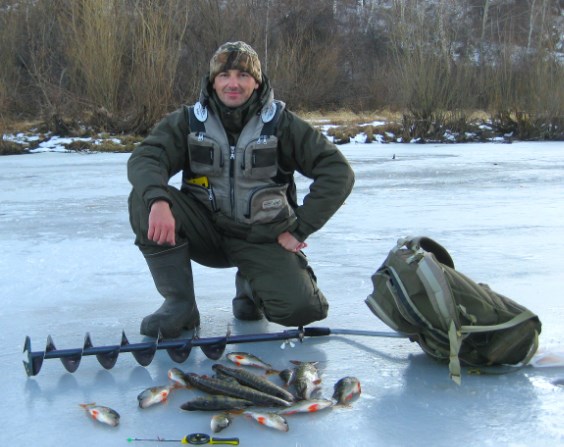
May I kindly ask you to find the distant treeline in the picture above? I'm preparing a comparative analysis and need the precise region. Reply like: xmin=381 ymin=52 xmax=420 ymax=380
xmin=0 ymin=0 xmax=562 ymax=140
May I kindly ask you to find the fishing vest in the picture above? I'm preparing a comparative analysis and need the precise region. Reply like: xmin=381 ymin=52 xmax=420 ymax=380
xmin=182 ymin=99 xmax=293 ymax=226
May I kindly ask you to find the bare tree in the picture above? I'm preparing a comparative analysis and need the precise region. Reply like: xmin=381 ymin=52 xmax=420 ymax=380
xmin=126 ymin=0 xmax=189 ymax=133
xmin=62 ymin=0 xmax=126 ymax=129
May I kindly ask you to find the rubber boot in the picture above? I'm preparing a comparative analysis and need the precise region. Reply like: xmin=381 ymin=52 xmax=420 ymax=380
xmin=232 ymin=272 xmax=264 ymax=321
xmin=141 ymin=243 xmax=200 ymax=338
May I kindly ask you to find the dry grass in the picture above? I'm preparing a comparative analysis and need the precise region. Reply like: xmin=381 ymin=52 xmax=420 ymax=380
xmin=298 ymin=109 xmax=402 ymax=126
xmin=0 ymin=138 xmax=26 ymax=155
xmin=1 ymin=106 xmax=558 ymax=155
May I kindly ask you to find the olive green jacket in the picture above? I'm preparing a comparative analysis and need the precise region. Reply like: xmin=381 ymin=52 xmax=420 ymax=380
xmin=127 ymin=76 xmax=355 ymax=242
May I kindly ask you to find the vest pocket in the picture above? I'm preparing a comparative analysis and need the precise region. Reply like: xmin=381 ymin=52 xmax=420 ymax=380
xmin=181 ymin=182 xmax=217 ymax=212
xmin=188 ymin=134 xmax=223 ymax=176
xmin=241 ymin=137 xmax=278 ymax=179
xmin=245 ymin=184 xmax=293 ymax=224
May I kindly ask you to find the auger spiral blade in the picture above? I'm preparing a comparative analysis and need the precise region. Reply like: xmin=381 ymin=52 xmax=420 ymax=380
xmin=121 ymin=332 xmax=157 ymax=367
xmin=23 ymin=336 xmax=44 ymax=377
xmin=196 ymin=334 xmax=228 ymax=360
xmin=165 ymin=337 xmax=193 ymax=363
xmin=83 ymin=333 xmax=120 ymax=370
xmin=51 ymin=335 xmax=83 ymax=374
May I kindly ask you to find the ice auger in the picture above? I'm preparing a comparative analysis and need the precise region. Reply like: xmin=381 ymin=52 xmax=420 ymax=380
xmin=23 ymin=327 xmax=404 ymax=376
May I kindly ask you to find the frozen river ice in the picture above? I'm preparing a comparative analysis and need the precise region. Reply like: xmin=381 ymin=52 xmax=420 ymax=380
xmin=1 ymin=141 xmax=563 ymax=446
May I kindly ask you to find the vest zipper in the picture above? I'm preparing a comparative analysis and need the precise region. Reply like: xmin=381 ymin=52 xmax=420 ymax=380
xmin=229 ymin=145 xmax=236 ymax=216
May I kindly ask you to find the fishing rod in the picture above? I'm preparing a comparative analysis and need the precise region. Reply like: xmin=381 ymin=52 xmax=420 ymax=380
xmin=127 ymin=432 xmax=239 ymax=445
xmin=23 ymin=326 xmax=406 ymax=377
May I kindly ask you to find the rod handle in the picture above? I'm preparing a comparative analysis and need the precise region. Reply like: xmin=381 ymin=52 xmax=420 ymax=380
xmin=302 ymin=327 xmax=332 ymax=337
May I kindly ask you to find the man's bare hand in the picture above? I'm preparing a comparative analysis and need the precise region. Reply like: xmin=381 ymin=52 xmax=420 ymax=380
xmin=277 ymin=231 xmax=308 ymax=253
xmin=148 ymin=200 xmax=176 ymax=246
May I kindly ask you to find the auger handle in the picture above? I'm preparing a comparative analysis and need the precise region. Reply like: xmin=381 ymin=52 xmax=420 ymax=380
xmin=302 ymin=327 xmax=331 ymax=337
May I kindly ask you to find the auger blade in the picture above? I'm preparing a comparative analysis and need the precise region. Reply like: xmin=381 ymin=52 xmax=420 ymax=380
xmin=83 ymin=333 xmax=120 ymax=370
xmin=166 ymin=338 xmax=193 ymax=363
xmin=23 ymin=336 xmax=43 ymax=377
xmin=121 ymin=332 xmax=157 ymax=367
xmin=46 ymin=335 xmax=56 ymax=353
xmin=197 ymin=335 xmax=228 ymax=360
xmin=97 ymin=346 xmax=120 ymax=370
xmin=46 ymin=335 xmax=82 ymax=373
xmin=60 ymin=353 xmax=82 ymax=373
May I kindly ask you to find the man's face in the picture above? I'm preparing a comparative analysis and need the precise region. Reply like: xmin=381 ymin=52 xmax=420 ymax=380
xmin=213 ymin=69 xmax=259 ymax=108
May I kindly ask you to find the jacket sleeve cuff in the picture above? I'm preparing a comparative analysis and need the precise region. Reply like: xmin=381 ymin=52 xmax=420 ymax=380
xmin=147 ymin=195 xmax=173 ymax=211
xmin=289 ymin=221 xmax=315 ymax=243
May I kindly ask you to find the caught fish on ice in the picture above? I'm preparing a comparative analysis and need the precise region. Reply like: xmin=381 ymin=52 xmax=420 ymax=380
xmin=137 ymin=385 xmax=174 ymax=409
xmin=243 ymin=410 xmax=289 ymax=432
xmin=226 ymin=352 xmax=278 ymax=373
xmin=278 ymin=368 xmax=296 ymax=387
xmin=332 ymin=376 xmax=362 ymax=405
xmin=79 ymin=403 xmax=120 ymax=427
xmin=211 ymin=412 xmax=233 ymax=433
xmin=276 ymin=398 xmax=334 ymax=416
xmin=290 ymin=361 xmax=322 ymax=400
xmin=183 ymin=373 xmax=292 ymax=407
xmin=529 ymin=350 xmax=564 ymax=368
xmin=168 ymin=367 xmax=190 ymax=388
xmin=212 ymin=363 xmax=296 ymax=402
xmin=180 ymin=395 xmax=254 ymax=412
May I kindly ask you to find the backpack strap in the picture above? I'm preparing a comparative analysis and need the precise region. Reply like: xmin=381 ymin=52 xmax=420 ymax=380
xmin=460 ymin=309 xmax=538 ymax=334
xmin=260 ymin=100 xmax=283 ymax=137
xmin=386 ymin=258 xmax=464 ymax=384
xmin=185 ymin=102 xmax=206 ymax=135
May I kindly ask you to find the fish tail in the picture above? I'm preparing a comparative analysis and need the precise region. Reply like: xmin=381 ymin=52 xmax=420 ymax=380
xmin=79 ymin=402 xmax=95 ymax=409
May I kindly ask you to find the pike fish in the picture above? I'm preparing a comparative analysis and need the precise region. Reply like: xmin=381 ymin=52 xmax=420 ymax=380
xmin=180 ymin=395 xmax=254 ymax=412
xmin=243 ymin=410 xmax=289 ymax=432
xmin=183 ymin=373 xmax=292 ymax=407
xmin=226 ymin=352 xmax=277 ymax=373
xmin=211 ymin=412 xmax=233 ymax=433
xmin=137 ymin=385 xmax=174 ymax=409
xmin=332 ymin=376 xmax=362 ymax=405
xmin=79 ymin=403 xmax=120 ymax=427
xmin=276 ymin=398 xmax=334 ymax=416
xmin=212 ymin=364 xmax=296 ymax=402
xmin=291 ymin=361 xmax=322 ymax=400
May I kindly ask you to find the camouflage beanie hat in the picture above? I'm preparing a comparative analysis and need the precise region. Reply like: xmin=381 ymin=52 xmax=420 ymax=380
xmin=209 ymin=41 xmax=262 ymax=83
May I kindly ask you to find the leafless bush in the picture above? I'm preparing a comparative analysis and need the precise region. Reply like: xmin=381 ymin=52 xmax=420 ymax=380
xmin=485 ymin=1 xmax=564 ymax=141
xmin=266 ymin=0 xmax=346 ymax=109
xmin=0 ymin=0 xmax=562 ymax=140
xmin=387 ymin=1 xmax=476 ymax=139
xmin=8 ymin=1 xmax=71 ymax=122
xmin=125 ymin=0 xmax=190 ymax=134
xmin=61 ymin=0 xmax=126 ymax=131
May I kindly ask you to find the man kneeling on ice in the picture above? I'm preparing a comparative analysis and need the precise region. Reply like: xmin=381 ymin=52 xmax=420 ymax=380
xmin=127 ymin=41 xmax=354 ymax=338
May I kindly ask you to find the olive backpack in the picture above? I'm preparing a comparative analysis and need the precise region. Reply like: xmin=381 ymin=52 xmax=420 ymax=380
xmin=366 ymin=236 xmax=542 ymax=384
